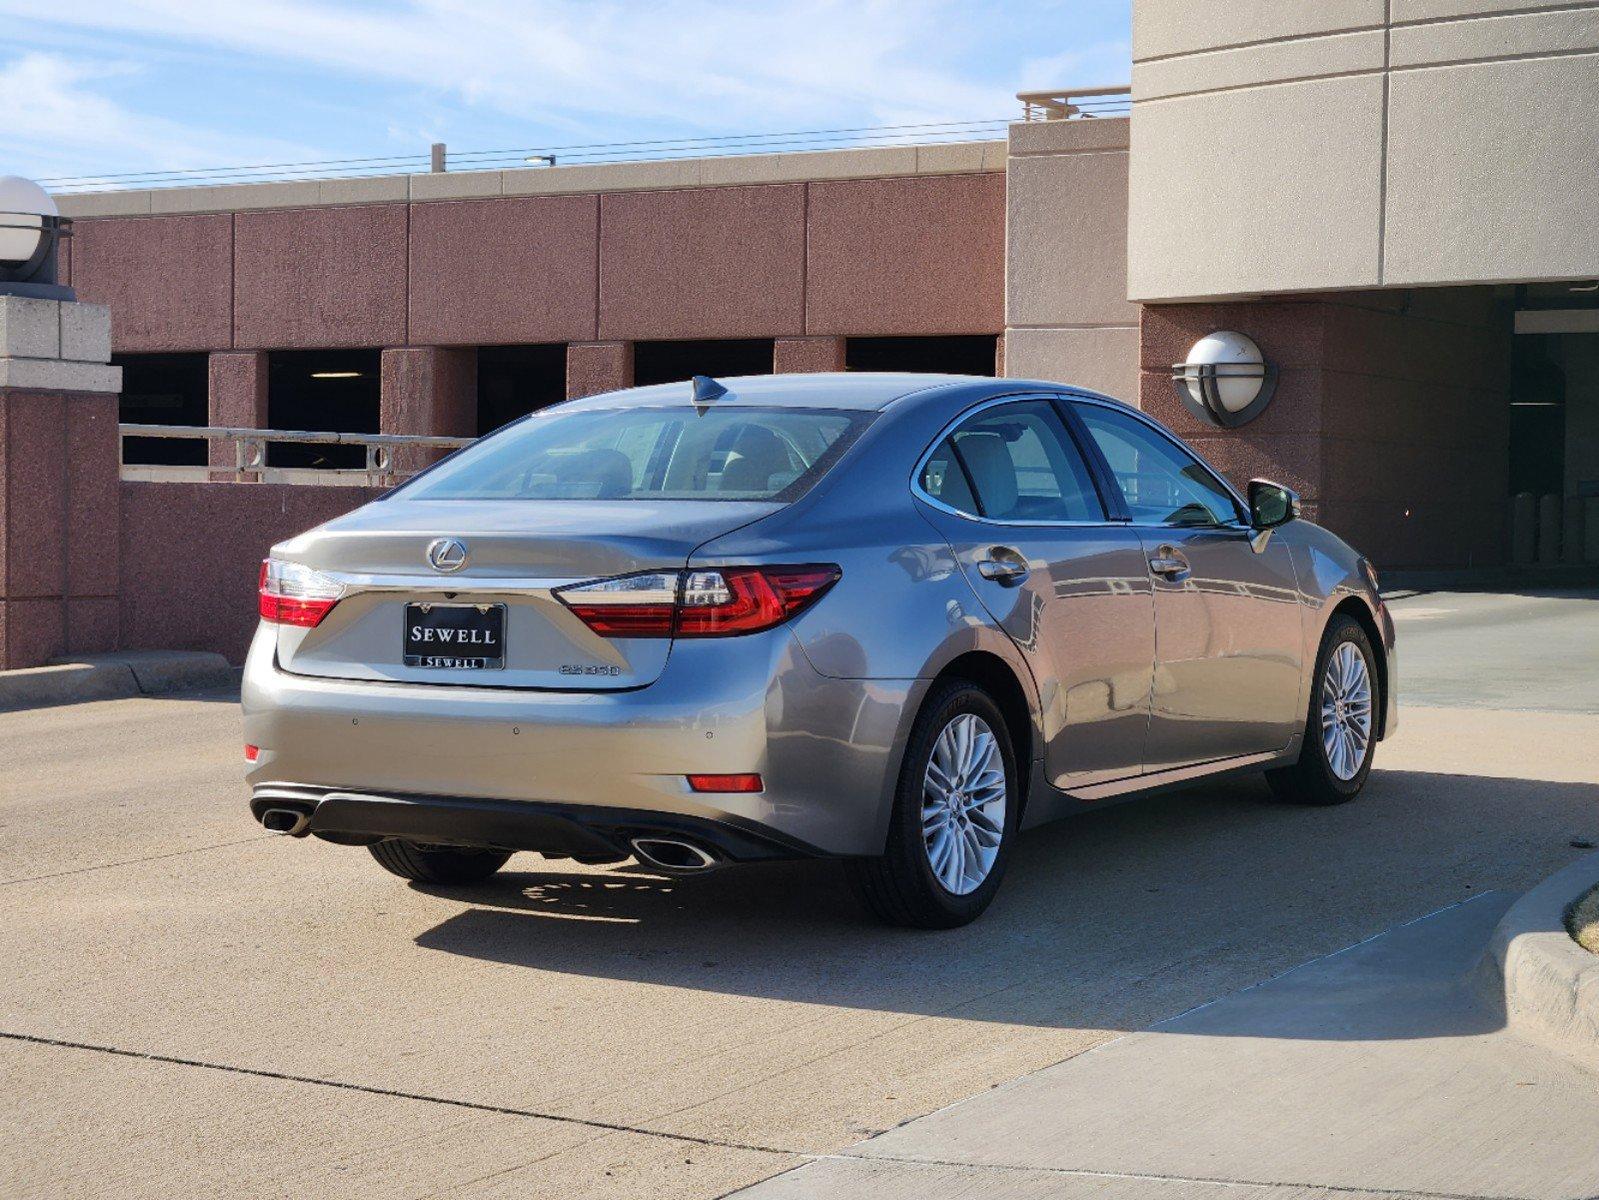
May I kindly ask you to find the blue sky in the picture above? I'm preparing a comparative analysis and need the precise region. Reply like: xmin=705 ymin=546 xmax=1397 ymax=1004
xmin=0 ymin=1 xmax=1130 ymax=188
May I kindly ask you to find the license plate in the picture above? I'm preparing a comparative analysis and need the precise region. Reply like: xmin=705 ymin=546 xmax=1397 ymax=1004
xmin=404 ymin=603 xmax=506 ymax=669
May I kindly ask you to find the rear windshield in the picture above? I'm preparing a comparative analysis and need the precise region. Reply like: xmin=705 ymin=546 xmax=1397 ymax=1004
xmin=399 ymin=405 xmax=870 ymax=502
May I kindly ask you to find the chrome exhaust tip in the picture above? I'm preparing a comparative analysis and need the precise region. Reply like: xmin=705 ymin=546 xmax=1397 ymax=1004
xmin=629 ymin=837 xmax=717 ymax=872
xmin=260 ymin=807 xmax=311 ymax=837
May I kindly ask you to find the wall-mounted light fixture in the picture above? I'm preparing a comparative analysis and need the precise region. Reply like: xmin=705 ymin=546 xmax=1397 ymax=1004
xmin=0 ymin=176 xmax=74 ymax=301
xmin=1171 ymin=331 xmax=1277 ymax=428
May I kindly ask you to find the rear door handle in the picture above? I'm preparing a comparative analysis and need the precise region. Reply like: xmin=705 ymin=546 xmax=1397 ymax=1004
xmin=977 ymin=547 xmax=1030 ymax=585
xmin=1148 ymin=549 xmax=1191 ymax=582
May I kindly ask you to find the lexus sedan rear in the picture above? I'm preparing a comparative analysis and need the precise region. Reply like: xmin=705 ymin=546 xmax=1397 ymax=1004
xmin=243 ymin=373 xmax=1395 ymax=927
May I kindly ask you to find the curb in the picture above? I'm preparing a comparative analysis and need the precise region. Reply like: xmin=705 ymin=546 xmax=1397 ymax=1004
xmin=1480 ymin=849 xmax=1599 ymax=1063
xmin=0 ymin=651 xmax=239 ymax=713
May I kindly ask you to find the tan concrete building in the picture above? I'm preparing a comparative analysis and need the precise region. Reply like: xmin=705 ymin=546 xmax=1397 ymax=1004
xmin=1125 ymin=0 xmax=1599 ymax=570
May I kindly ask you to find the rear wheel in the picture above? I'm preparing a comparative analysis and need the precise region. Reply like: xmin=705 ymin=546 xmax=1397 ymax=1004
xmin=846 ymin=680 xmax=1018 ymax=928
xmin=368 ymin=840 xmax=511 ymax=885
xmin=1266 ymin=614 xmax=1378 ymax=806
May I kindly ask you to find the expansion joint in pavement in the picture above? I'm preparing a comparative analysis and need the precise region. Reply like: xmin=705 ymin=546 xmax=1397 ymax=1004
xmin=0 ymin=834 xmax=276 ymax=887
xmin=817 ymin=1153 xmax=1530 ymax=1200
xmin=0 ymin=1029 xmax=799 ymax=1158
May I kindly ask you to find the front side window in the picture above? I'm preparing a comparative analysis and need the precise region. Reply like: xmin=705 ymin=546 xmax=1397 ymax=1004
xmin=1076 ymin=404 xmax=1242 ymax=527
xmin=919 ymin=400 xmax=1103 ymax=522
xmin=400 ymin=406 xmax=869 ymax=502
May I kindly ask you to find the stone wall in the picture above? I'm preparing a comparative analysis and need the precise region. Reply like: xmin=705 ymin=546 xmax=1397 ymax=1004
xmin=1140 ymin=287 xmax=1513 ymax=570
xmin=119 ymin=481 xmax=379 ymax=664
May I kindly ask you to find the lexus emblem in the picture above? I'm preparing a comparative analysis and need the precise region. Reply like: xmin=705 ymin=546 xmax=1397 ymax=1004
xmin=426 ymin=537 xmax=469 ymax=573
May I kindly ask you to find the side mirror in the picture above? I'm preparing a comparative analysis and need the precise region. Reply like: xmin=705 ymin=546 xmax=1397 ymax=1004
xmin=1248 ymin=479 xmax=1300 ymax=530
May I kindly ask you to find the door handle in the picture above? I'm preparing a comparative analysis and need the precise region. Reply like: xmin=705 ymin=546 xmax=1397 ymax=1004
xmin=1148 ymin=549 xmax=1191 ymax=582
xmin=977 ymin=548 xmax=1030 ymax=585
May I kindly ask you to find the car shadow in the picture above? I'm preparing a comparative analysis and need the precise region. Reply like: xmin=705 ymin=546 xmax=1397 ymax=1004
xmin=412 ymin=768 xmax=1599 ymax=1041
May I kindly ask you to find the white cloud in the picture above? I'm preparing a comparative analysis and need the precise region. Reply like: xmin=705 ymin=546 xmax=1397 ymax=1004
xmin=0 ymin=0 xmax=1064 ymax=132
xmin=0 ymin=51 xmax=322 ymax=183
xmin=0 ymin=2 xmax=1131 ymax=181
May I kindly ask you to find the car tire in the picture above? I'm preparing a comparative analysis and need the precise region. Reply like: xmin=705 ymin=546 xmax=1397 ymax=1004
xmin=368 ymin=839 xmax=512 ymax=885
xmin=1265 ymin=613 xmax=1379 ymax=807
xmin=845 ymin=680 xmax=1018 ymax=929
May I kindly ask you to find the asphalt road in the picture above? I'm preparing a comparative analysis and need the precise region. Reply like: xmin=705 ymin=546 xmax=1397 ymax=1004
xmin=2 ymin=589 xmax=1596 ymax=1199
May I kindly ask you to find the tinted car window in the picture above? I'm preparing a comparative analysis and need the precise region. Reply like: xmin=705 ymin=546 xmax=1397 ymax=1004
xmin=401 ymin=406 xmax=868 ymax=502
xmin=921 ymin=401 xmax=1103 ymax=522
xmin=1076 ymin=404 xmax=1242 ymax=527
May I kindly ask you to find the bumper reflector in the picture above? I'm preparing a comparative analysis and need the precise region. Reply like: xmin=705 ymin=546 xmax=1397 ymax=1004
xmin=244 ymin=744 xmax=260 ymax=763
xmin=686 ymin=773 xmax=763 ymax=794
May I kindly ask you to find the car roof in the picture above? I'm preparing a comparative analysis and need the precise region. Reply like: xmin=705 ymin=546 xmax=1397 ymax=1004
xmin=553 ymin=372 xmax=1018 ymax=413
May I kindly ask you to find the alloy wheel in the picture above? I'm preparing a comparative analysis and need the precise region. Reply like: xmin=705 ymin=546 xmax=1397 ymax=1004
xmin=921 ymin=713 xmax=1007 ymax=895
xmin=1320 ymin=642 xmax=1373 ymax=781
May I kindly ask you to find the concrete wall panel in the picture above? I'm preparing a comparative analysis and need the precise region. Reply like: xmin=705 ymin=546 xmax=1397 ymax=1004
xmin=1007 ymin=150 xmax=1136 ymax=329
xmin=1384 ymin=53 xmax=1599 ymax=285
xmin=806 ymin=174 xmax=1004 ymax=336
xmin=1133 ymin=0 xmax=1384 ymax=60
xmin=1129 ymin=76 xmax=1385 ymax=301
xmin=1392 ymin=0 xmax=1583 ymax=21
xmin=598 ymin=184 xmax=805 ymax=341
xmin=1134 ymin=29 xmax=1384 ymax=101
xmin=233 ymin=204 xmax=408 ymax=349
xmin=409 ymin=195 xmax=598 ymax=346
xmin=70 ymin=215 xmax=233 ymax=353
xmin=1391 ymin=5 xmax=1599 ymax=65
xmin=1006 ymin=328 xmax=1140 ymax=402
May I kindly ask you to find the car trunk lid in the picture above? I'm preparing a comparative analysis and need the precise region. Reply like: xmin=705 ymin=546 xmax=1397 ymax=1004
xmin=272 ymin=498 xmax=781 ymax=690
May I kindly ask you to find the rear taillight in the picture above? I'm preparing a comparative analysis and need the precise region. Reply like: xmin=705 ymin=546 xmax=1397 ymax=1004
xmin=258 ymin=558 xmax=343 ymax=628
xmin=551 ymin=571 xmax=680 ymax=637
xmin=555 ymin=565 xmax=839 ymax=639
xmin=687 ymin=773 xmax=763 ymax=793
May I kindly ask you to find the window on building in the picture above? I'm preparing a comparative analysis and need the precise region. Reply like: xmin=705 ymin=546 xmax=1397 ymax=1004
xmin=633 ymin=339 xmax=776 ymax=387
xmin=1510 ymin=334 xmax=1569 ymax=498
xmin=116 ymin=352 xmax=208 ymax=465
xmin=477 ymin=344 xmax=567 ymax=435
xmin=266 ymin=350 xmax=381 ymax=469
xmin=845 ymin=335 xmax=998 ymax=377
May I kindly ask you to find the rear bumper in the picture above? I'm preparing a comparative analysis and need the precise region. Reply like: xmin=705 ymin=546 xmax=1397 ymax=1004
xmin=241 ymin=624 xmax=922 ymax=857
xmin=250 ymin=786 xmax=822 ymax=862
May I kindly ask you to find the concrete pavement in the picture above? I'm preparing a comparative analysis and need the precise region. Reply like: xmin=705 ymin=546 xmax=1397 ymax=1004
xmin=736 ymin=894 xmax=1599 ymax=1199
xmin=1 ymin=590 xmax=1596 ymax=1198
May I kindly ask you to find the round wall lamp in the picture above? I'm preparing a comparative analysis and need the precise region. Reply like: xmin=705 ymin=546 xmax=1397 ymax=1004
xmin=1171 ymin=331 xmax=1276 ymax=428
xmin=0 ymin=175 xmax=74 ymax=301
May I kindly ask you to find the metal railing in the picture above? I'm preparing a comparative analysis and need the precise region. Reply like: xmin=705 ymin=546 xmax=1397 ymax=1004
xmin=118 ymin=424 xmax=474 ymax=486
xmin=43 ymin=92 xmax=1132 ymax=193
xmin=1016 ymin=86 xmax=1132 ymax=121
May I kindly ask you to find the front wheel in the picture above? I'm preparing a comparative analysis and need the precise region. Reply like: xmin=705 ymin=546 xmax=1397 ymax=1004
xmin=845 ymin=681 xmax=1018 ymax=928
xmin=1266 ymin=614 xmax=1378 ymax=806
xmin=368 ymin=840 xmax=511 ymax=885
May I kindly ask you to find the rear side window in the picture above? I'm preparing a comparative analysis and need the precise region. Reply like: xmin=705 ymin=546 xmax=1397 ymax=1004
xmin=400 ymin=406 xmax=869 ymax=501
xmin=919 ymin=400 xmax=1104 ymax=522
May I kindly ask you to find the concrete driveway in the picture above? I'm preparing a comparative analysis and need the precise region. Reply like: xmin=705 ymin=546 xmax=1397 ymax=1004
xmin=2 ymin=590 xmax=1596 ymax=1199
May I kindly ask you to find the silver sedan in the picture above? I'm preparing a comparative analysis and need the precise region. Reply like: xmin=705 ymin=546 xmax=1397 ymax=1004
xmin=243 ymin=374 xmax=1396 ymax=927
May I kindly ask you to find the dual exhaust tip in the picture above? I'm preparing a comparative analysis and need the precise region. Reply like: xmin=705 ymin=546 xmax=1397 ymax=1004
xmin=260 ymin=807 xmax=311 ymax=837
xmin=629 ymin=837 xmax=717 ymax=873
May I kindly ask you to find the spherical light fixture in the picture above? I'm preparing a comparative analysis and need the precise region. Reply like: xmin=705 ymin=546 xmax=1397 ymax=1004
xmin=1171 ymin=331 xmax=1276 ymax=428
xmin=0 ymin=176 xmax=74 ymax=300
